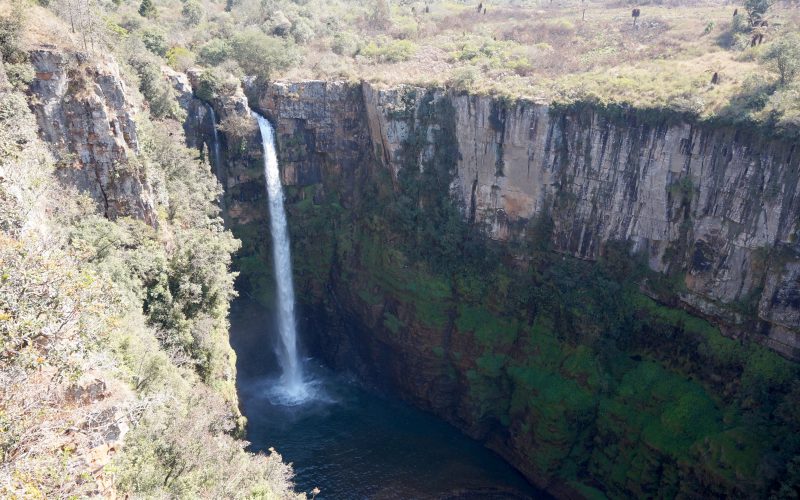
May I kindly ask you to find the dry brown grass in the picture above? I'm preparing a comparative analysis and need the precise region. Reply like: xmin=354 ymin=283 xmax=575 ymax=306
xmin=17 ymin=3 xmax=79 ymax=51
xmin=290 ymin=0 xmax=797 ymax=115
xmin=21 ymin=0 xmax=799 ymax=119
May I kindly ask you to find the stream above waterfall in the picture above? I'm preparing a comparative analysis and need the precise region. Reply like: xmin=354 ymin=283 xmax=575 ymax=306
xmin=230 ymin=298 xmax=546 ymax=499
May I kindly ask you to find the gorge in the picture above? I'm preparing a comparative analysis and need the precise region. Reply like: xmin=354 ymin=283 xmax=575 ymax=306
xmin=7 ymin=1 xmax=800 ymax=497
xmin=246 ymin=106 xmax=544 ymax=499
xmin=202 ymin=78 xmax=800 ymax=498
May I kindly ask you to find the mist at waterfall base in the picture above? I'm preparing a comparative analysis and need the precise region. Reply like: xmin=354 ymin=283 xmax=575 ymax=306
xmin=240 ymin=115 xmax=544 ymax=498
xmin=230 ymin=299 xmax=545 ymax=499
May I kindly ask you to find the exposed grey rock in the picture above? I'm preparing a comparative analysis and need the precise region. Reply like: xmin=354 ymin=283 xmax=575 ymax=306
xmin=65 ymin=378 xmax=108 ymax=404
xmin=29 ymin=48 xmax=156 ymax=226
xmin=166 ymin=66 xmax=210 ymax=151
xmin=162 ymin=66 xmax=193 ymax=111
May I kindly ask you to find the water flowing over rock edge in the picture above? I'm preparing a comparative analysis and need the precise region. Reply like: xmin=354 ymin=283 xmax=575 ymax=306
xmin=252 ymin=112 xmax=311 ymax=405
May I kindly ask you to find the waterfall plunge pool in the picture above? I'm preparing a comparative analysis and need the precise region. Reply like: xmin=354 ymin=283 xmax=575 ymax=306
xmin=230 ymin=298 xmax=547 ymax=500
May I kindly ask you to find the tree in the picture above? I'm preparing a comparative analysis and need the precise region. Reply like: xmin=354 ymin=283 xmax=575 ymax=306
xmin=744 ymin=0 xmax=771 ymax=26
xmin=140 ymin=28 xmax=167 ymax=56
xmin=763 ymin=33 xmax=800 ymax=85
xmin=166 ymin=46 xmax=195 ymax=71
xmin=139 ymin=0 xmax=156 ymax=18
xmin=230 ymin=28 xmax=298 ymax=81
xmin=0 ymin=4 xmax=25 ymax=62
xmin=51 ymin=0 xmax=104 ymax=51
xmin=181 ymin=0 xmax=203 ymax=26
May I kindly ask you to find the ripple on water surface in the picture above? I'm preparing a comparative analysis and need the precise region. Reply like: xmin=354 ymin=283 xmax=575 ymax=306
xmin=230 ymin=299 xmax=547 ymax=500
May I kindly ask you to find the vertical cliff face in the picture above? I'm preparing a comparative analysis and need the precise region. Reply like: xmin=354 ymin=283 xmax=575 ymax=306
xmin=365 ymin=87 xmax=800 ymax=359
xmin=29 ymin=47 xmax=156 ymax=225
xmin=255 ymin=81 xmax=372 ymax=201
xmin=253 ymin=81 xmax=800 ymax=360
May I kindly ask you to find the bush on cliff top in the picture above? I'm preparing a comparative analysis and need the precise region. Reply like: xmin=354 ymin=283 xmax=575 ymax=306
xmin=230 ymin=28 xmax=299 ymax=82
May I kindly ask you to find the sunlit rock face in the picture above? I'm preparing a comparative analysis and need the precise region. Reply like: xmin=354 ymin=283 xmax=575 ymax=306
xmin=445 ymin=94 xmax=800 ymax=360
xmin=251 ymin=81 xmax=800 ymax=360
xmin=29 ymin=48 xmax=156 ymax=226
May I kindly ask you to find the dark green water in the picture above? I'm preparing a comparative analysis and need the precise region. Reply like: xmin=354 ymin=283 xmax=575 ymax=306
xmin=229 ymin=298 xmax=545 ymax=499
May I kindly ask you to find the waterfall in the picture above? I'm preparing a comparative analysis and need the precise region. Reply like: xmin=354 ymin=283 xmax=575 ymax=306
xmin=252 ymin=112 xmax=308 ymax=403
xmin=207 ymin=104 xmax=223 ymax=174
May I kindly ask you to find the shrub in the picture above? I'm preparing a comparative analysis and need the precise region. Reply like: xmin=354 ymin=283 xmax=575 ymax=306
xmin=452 ymin=36 xmax=526 ymax=69
xmin=449 ymin=66 xmax=478 ymax=92
xmin=267 ymin=10 xmax=292 ymax=37
xmin=194 ymin=67 xmax=239 ymax=102
xmin=359 ymin=38 xmax=417 ymax=63
xmin=332 ymin=31 xmax=361 ymax=56
xmin=763 ymin=33 xmax=800 ymax=85
xmin=217 ymin=113 xmax=257 ymax=143
xmin=140 ymin=28 xmax=168 ymax=57
xmin=4 ymin=61 xmax=34 ymax=91
xmin=731 ymin=16 xmax=751 ymax=35
xmin=0 ymin=5 xmax=26 ymax=64
xmin=230 ymin=27 xmax=299 ymax=81
xmin=106 ymin=19 xmax=130 ymax=39
xmin=138 ymin=0 xmax=157 ymax=19
xmin=198 ymin=38 xmax=232 ymax=66
xmin=127 ymin=50 xmax=181 ymax=119
xmin=181 ymin=0 xmax=204 ymax=26
xmin=194 ymin=68 xmax=222 ymax=102
xmin=760 ymin=81 xmax=800 ymax=133
xmin=166 ymin=46 xmax=195 ymax=72
xmin=741 ymin=73 xmax=775 ymax=106
xmin=291 ymin=17 xmax=315 ymax=45
xmin=115 ymin=386 xmax=296 ymax=498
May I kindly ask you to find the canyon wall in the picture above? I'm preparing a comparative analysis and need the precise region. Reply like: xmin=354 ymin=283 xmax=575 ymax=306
xmin=27 ymin=47 xmax=244 ymax=425
xmin=218 ymin=80 xmax=800 ymax=497
xmin=29 ymin=47 xmax=157 ymax=226
xmin=253 ymin=81 xmax=800 ymax=360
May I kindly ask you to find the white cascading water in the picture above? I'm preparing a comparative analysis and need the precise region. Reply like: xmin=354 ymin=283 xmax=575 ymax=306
xmin=207 ymin=104 xmax=223 ymax=173
xmin=252 ymin=112 xmax=309 ymax=404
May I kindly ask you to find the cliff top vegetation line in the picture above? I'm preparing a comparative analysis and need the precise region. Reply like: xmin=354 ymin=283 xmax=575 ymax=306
xmin=23 ymin=0 xmax=800 ymax=135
